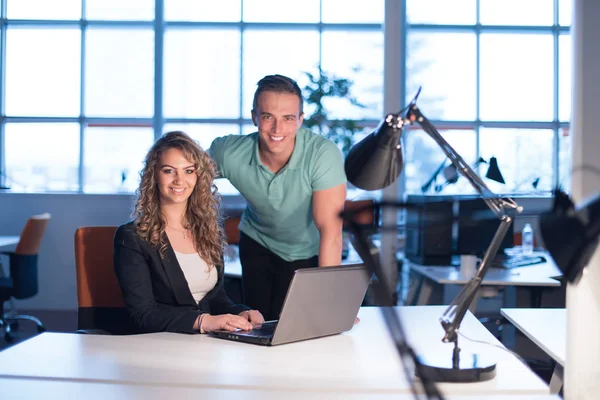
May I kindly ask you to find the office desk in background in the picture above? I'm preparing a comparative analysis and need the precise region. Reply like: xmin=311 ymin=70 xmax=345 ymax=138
xmin=0 ymin=235 xmax=19 ymax=277
xmin=0 ymin=236 xmax=19 ymax=252
xmin=224 ymin=241 xmax=366 ymax=278
xmin=407 ymin=251 xmax=562 ymax=310
xmin=501 ymin=308 xmax=566 ymax=394
xmin=0 ymin=306 xmax=550 ymax=397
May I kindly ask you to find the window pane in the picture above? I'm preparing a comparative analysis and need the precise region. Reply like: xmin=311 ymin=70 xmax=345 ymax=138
xmin=7 ymin=0 xmax=81 ymax=19
xmin=164 ymin=29 xmax=241 ymax=119
xmin=322 ymin=0 xmax=384 ymax=23
xmin=85 ymin=28 xmax=154 ymax=117
xmin=559 ymin=33 xmax=572 ymax=122
xmin=6 ymin=29 xmax=80 ymax=117
xmin=85 ymin=0 xmax=155 ymax=21
xmin=559 ymin=0 xmax=572 ymax=26
xmin=559 ymin=127 xmax=571 ymax=192
xmin=165 ymin=0 xmax=241 ymax=21
xmin=242 ymin=30 xmax=319 ymax=118
xmin=404 ymin=129 xmax=477 ymax=195
xmin=242 ymin=0 xmax=319 ymax=22
xmin=5 ymin=123 xmax=80 ymax=192
xmin=321 ymin=31 xmax=384 ymax=120
xmin=83 ymin=126 xmax=154 ymax=193
xmin=480 ymin=34 xmax=553 ymax=121
xmin=407 ymin=32 xmax=476 ymax=120
xmin=242 ymin=124 xmax=257 ymax=135
xmin=162 ymin=123 xmax=239 ymax=152
xmin=480 ymin=0 xmax=553 ymax=26
xmin=163 ymin=123 xmax=241 ymax=195
xmin=480 ymin=128 xmax=553 ymax=193
xmin=406 ymin=0 xmax=476 ymax=25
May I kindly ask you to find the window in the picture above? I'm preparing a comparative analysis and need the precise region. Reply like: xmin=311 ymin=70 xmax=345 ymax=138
xmin=405 ymin=0 xmax=571 ymax=195
xmin=0 ymin=1 xmax=569 ymax=196
xmin=0 ymin=0 xmax=384 ymax=193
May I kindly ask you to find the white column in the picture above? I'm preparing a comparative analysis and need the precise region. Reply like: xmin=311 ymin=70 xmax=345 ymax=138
xmin=566 ymin=0 xmax=600 ymax=398
xmin=381 ymin=0 xmax=406 ymax=299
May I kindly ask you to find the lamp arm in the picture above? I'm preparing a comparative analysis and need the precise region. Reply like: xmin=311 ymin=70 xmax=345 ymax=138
xmin=347 ymin=220 xmax=445 ymax=400
xmin=404 ymin=104 xmax=520 ymax=218
xmin=399 ymin=102 xmax=522 ymax=344
xmin=440 ymin=216 xmax=513 ymax=343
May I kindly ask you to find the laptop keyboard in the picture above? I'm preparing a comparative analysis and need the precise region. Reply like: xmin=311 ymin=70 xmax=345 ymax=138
xmin=241 ymin=322 xmax=277 ymax=337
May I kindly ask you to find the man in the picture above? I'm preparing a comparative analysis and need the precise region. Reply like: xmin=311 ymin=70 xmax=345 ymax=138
xmin=209 ymin=74 xmax=346 ymax=320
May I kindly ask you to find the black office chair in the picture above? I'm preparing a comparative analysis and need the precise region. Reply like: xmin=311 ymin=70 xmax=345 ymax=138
xmin=0 ymin=213 xmax=51 ymax=342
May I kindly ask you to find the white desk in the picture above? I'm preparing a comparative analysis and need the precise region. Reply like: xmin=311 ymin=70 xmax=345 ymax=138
xmin=0 ymin=306 xmax=549 ymax=396
xmin=0 ymin=235 xmax=19 ymax=252
xmin=224 ymin=242 xmax=365 ymax=278
xmin=408 ymin=252 xmax=562 ymax=310
xmin=501 ymin=308 xmax=566 ymax=394
xmin=0 ymin=235 xmax=19 ymax=277
xmin=0 ymin=378 xmax=561 ymax=400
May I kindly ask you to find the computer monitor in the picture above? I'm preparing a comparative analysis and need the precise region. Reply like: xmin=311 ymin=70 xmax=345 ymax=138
xmin=404 ymin=194 xmax=454 ymax=265
xmin=457 ymin=197 xmax=513 ymax=257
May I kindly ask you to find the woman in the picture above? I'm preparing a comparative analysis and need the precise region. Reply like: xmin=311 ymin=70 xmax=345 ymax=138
xmin=114 ymin=131 xmax=263 ymax=334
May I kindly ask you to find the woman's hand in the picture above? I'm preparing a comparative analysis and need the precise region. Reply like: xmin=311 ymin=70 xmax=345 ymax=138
xmin=239 ymin=309 xmax=265 ymax=325
xmin=201 ymin=314 xmax=253 ymax=333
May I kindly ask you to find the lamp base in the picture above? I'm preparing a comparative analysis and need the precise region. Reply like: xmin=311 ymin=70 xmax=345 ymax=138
xmin=417 ymin=349 xmax=497 ymax=383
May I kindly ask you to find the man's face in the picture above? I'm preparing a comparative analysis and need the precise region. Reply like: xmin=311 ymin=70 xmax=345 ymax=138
xmin=252 ymin=91 xmax=304 ymax=158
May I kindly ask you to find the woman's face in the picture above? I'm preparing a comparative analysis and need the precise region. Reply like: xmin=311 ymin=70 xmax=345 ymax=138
xmin=156 ymin=148 xmax=198 ymax=206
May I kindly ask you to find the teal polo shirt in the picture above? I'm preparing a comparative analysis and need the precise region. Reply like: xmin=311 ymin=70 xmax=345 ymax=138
xmin=209 ymin=128 xmax=346 ymax=261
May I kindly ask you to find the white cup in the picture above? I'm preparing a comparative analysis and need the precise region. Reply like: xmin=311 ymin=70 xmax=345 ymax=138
xmin=460 ymin=255 xmax=481 ymax=277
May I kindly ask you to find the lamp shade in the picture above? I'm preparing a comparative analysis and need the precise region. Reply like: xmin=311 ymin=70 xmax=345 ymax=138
xmin=344 ymin=114 xmax=404 ymax=191
xmin=485 ymin=157 xmax=505 ymax=184
xmin=540 ymin=190 xmax=600 ymax=283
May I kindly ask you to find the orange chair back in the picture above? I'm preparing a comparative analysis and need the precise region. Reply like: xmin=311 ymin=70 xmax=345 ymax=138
xmin=343 ymin=199 xmax=378 ymax=229
xmin=74 ymin=226 xmax=125 ymax=308
xmin=224 ymin=216 xmax=241 ymax=245
xmin=15 ymin=213 xmax=51 ymax=255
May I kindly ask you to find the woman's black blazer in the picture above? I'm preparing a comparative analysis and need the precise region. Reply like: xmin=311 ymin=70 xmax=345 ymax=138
xmin=113 ymin=221 xmax=248 ymax=334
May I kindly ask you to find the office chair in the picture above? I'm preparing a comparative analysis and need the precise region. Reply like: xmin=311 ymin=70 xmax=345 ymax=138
xmin=0 ymin=213 xmax=51 ymax=342
xmin=74 ymin=226 xmax=135 ymax=335
xmin=343 ymin=199 xmax=379 ymax=232
xmin=224 ymin=215 xmax=241 ymax=245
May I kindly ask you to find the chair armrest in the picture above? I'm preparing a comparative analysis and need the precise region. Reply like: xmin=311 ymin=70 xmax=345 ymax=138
xmin=75 ymin=329 xmax=112 ymax=335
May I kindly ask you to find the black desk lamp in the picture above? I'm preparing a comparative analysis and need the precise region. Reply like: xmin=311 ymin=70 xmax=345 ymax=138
xmin=540 ymin=189 xmax=600 ymax=283
xmin=344 ymin=88 xmax=522 ymax=383
xmin=421 ymin=157 xmax=505 ymax=194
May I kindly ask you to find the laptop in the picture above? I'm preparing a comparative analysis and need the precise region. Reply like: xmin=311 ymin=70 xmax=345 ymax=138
xmin=209 ymin=264 xmax=370 ymax=346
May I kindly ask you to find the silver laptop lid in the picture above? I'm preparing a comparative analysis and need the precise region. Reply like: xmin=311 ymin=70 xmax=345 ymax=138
xmin=271 ymin=264 xmax=370 ymax=345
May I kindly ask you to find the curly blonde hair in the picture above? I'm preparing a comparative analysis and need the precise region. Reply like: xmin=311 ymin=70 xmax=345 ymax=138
xmin=133 ymin=131 xmax=225 ymax=268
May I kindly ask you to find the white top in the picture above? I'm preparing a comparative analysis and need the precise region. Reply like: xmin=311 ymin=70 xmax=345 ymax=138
xmin=174 ymin=251 xmax=217 ymax=302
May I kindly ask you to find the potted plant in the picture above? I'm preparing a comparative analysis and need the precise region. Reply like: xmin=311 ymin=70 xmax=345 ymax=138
xmin=301 ymin=67 xmax=365 ymax=157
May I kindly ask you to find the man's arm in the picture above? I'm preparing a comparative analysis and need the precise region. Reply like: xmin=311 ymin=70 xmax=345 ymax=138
xmin=313 ymin=183 xmax=346 ymax=267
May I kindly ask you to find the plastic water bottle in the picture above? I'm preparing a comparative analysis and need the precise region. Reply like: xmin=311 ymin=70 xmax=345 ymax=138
xmin=522 ymin=223 xmax=534 ymax=256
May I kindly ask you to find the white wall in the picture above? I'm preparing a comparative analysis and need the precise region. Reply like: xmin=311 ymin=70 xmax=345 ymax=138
xmin=0 ymin=193 xmax=135 ymax=310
